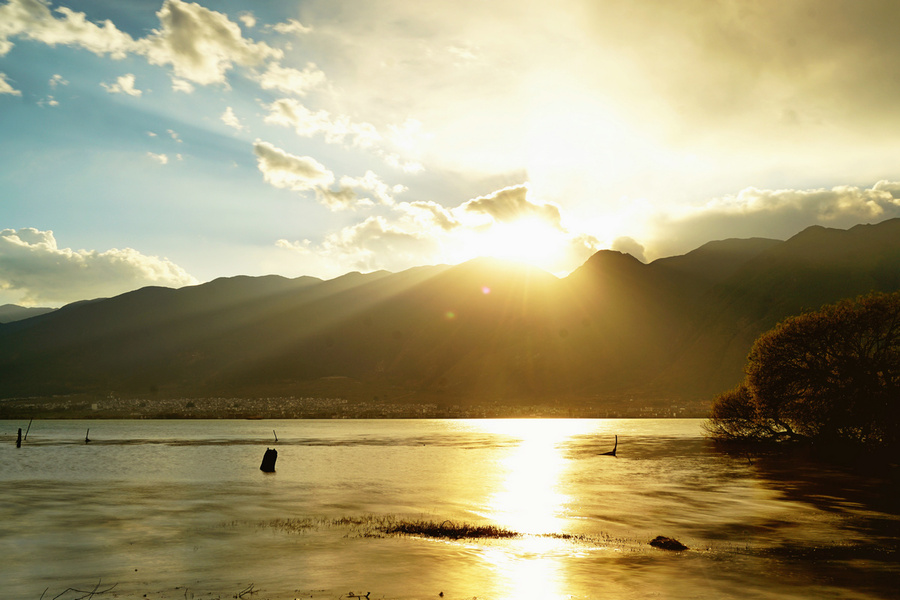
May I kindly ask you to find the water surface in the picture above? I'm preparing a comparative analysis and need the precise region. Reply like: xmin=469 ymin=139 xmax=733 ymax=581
xmin=1 ymin=419 xmax=896 ymax=599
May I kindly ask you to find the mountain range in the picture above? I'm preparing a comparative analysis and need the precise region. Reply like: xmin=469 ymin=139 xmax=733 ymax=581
xmin=0 ymin=304 xmax=54 ymax=324
xmin=2 ymin=218 xmax=899 ymax=411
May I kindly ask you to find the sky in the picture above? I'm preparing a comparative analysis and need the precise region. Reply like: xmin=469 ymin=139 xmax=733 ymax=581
xmin=2 ymin=0 xmax=900 ymax=307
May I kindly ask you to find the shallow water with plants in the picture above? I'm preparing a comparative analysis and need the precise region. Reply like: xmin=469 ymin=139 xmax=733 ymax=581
xmin=1 ymin=418 xmax=897 ymax=599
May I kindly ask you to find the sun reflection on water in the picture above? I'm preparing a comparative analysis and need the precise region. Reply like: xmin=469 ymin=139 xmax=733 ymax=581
xmin=464 ymin=419 xmax=600 ymax=600
xmin=480 ymin=539 xmax=564 ymax=600
xmin=472 ymin=418 xmax=596 ymax=535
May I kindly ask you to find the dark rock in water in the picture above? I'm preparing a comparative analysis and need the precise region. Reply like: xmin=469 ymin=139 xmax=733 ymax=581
xmin=260 ymin=447 xmax=277 ymax=472
xmin=649 ymin=535 xmax=688 ymax=551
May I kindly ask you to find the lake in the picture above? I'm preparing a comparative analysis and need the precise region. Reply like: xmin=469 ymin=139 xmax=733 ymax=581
xmin=1 ymin=419 xmax=897 ymax=600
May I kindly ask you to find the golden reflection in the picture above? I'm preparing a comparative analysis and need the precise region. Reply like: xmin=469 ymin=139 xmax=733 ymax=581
xmin=467 ymin=419 xmax=597 ymax=600
xmin=480 ymin=539 xmax=562 ymax=600
xmin=474 ymin=418 xmax=593 ymax=535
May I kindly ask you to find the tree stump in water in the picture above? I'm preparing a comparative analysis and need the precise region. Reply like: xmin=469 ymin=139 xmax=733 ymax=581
xmin=260 ymin=447 xmax=277 ymax=472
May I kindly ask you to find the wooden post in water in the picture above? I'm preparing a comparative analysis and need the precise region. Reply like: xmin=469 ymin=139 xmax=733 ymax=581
xmin=85 ymin=429 xmax=91 ymax=443
xmin=23 ymin=418 xmax=33 ymax=441
xmin=260 ymin=447 xmax=277 ymax=472
xmin=16 ymin=428 xmax=21 ymax=448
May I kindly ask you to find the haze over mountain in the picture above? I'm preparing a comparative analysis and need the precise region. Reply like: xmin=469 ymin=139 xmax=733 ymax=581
xmin=1 ymin=219 xmax=899 ymax=410
xmin=0 ymin=304 xmax=54 ymax=324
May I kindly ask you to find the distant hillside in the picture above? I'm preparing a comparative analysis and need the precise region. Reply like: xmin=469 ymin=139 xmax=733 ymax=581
xmin=0 ymin=304 xmax=55 ymax=323
xmin=1 ymin=219 xmax=898 ymax=410
xmin=659 ymin=220 xmax=900 ymax=397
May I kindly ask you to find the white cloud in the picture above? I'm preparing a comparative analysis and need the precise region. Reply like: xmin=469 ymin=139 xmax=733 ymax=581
xmin=48 ymin=73 xmax=67 ymax=87
xmin=275 ymin=238 xmax=311 ymax=253
xmin=573 ymin=0 xmax=900 ymax=142
xmin=263 ymin=99 xmax=425 ymax=172
xmin=460 ymin=184 xmax=564 ymax=229
xmin=337 ymin=170 xmax=406 ymax=206
xmin=237 ymin=11 xmax=256 ymax=29
xmin=263 ymin=97 xmax=383 ymax=149
xmin=313 ymin=216 xmax=442 ymax=273
xmin=873 ymin=180 xmax=900 ymax=196
xmin=138 ymin=0 xmax=281 ymax=86
xmin=687 ymin=181 xmax=900 ymax=224
xmin=647 ymin=180 xmax=900 ymax=259
xmin=147 ymin=152 xmax=168 ymax=164
xmin=0 ymin=0 xmax=138 ymax=58
xmin=258 ymin=62 xmax=325 ymax=96
xmin=396 ymin=200 xmax=460 ymax=232
xmin=253 ymin=140 xmax=407 ymax=210
xmin=0 ymin=227 xmax=197 ymax=306
xmin=252 ymin=139 xmax=405 ymax=211
xmin=0 ymin=0 xmax=295 ymax=96
xmin=221 ymin=106 xmax=244 ymax=130
xmin=101 ymin=73 xmax=142 ymax=96
xmin=271 ymin=18 xmax=312 ymax=35
xmin=171 ymin=77 xmax=194 ymax=93
xmin=0 ymin=71 xmax=21 ymax=95
xmin=384 ymin=153 xmax=424 ymax=174
xmin=264 ymin=98 xmax=334 ymax=137
xmin=279 ymin=182 xmax=600 ymax=275
xmin=166 ymin=129 xmax=182 ymax=143
xmin=252 ymin=140 xmax=334 ymax=192
xmin=315 ymin=186 xmax=359 ymax=210
xmin=297 ymin=0 xmax=900 ymax=177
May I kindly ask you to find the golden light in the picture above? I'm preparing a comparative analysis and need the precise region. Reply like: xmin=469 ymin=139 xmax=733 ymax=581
xmin=522 ymin=76 xmax=637 ymax=182
xmin=472 ymin=419 xmax=595 ymax=534
xmin=466 ymin=419 xmax=597 ymax=600
xmin=480 ymin=541 xmax=563 ymax=600
xmin=470 ymin=218 xmax=568 ymax=271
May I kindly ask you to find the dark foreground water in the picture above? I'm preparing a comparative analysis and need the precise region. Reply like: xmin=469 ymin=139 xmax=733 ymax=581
xmin=1 ymin=419 xmax=897 ymax=600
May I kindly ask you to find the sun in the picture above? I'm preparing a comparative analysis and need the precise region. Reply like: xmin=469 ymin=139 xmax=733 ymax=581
xmin=470 ymin=218 xmax=568 ymax=271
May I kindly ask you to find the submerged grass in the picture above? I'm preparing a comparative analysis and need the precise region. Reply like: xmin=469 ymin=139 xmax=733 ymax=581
xmin=260 ymin=515 xmax=398 ymax=536
xmin=382 ymin=519 xmax=520 ymax=540
xmin=257 ymin=515 xmax=521 ymax=539
xmin=253 ymin=514 xmax=641 ymax=546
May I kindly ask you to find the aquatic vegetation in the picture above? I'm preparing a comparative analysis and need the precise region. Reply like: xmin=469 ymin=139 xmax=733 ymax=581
xmin=258 ymin=515 xmax=394 ymax=535
xmin=382 ymin=519 xmax=520 ymax=540
xmin=255 ymin=514 xmax=646 ymax=547
xmin=255 ymin=515 xmax=521 ymax=539
xmin=38 ymin=579 xmax=116 ymax=600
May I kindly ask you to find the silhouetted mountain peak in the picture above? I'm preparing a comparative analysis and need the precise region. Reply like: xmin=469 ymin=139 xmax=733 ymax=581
xmin=652 ymin=237 xmax=781 ymax=284
xmin=786 ymin=218 xmax=900 ymax=246
xmin=588 ymin=249 xmax=645 ymax=267
xmin=564 ymin=250 xmax=651 ymax=296
xmin=758 ymin=217 xmax=900 ymax=265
